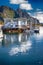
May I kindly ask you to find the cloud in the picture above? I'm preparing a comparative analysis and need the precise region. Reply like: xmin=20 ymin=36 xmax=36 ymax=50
xmin=10 ymin=0 xmax=33 ymax=10
xmin=20 ymin=3 xmax=33 ymax=10
xmin=33 ymin=11 xmax=43 ymax=23
xmin=27 ymin=8 xmax=43 ymax=23
xmin=10 ymin=0 xmax=28 ymax=4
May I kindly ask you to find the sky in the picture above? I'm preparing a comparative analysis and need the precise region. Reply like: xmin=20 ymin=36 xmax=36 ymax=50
xmin=0 ymin=0 xmax=43 ymax=23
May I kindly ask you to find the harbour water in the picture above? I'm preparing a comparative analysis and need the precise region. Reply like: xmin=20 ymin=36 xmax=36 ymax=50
xmin=0 ymin=27 xmax=43 ymax=65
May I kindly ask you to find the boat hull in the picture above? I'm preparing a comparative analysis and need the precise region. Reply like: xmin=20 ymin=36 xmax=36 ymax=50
xmin=2 ymin=28 xmax=24 ymax=34
xmin=34 ymin=29 xmax=39 ymax=33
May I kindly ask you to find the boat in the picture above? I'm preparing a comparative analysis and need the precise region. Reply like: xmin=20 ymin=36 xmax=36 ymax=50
xmin=34 ymin=29 xmax=39 ymax=33
xmin=2 ymin=27 xmax=24 ymax=34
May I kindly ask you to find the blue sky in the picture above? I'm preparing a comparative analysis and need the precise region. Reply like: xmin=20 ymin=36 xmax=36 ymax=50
xmin=0 ymin=0 xmax=43 ymax=23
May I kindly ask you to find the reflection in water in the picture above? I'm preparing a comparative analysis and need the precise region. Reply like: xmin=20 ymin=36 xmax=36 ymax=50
xmin=0 ymin=32 xmax=32 ymax=55
xmin=0 ymin=27 xmax=43 ymax=56
xmin=9 ymin=41 xmax=32 ymax=56
xmin=2 ymin=33 xmax=31 ymax=46
xmin=0 ymin=37 xmax=3 ymax=46
xmin=3 ymin=33 xmax=32 ymax=55
xmin=34 ymin=27 xmax=43 ymax=40
xmin=0 ymin=27 xmax=43 ymax=65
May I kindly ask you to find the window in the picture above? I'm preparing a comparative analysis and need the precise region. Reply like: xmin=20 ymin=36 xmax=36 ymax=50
xmin=21 ymin=21 xmax=25 ymax=25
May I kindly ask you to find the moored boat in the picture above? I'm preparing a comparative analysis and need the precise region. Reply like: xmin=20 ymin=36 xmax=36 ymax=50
xmin=2 ymin=28 xmax=24 ymax=34
xmin=34 ymin=29 xmax=39 ymax=33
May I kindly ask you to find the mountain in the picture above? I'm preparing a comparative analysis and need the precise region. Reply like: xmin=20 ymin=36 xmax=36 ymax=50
xmin=0 ymin=6 xmax=39 ymax=24
xmin=0 ymin=6 xmax=15 ymax=18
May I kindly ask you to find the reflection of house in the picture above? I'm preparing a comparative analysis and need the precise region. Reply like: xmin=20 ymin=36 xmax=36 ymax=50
xmin=18 ymin=33 xmax=28 ymax=42
xmin=2 ymin=33 xmax=30 ymax=46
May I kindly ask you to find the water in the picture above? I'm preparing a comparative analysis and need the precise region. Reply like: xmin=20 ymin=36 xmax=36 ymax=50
xmin=0 ymin=27 xmax=43 ymax=65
